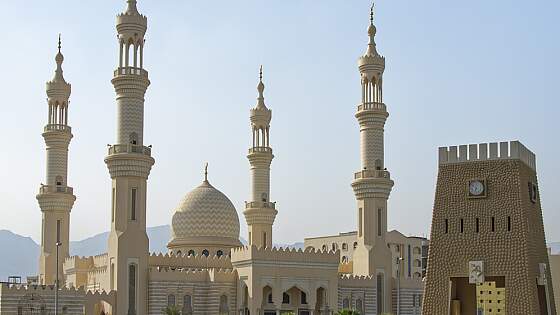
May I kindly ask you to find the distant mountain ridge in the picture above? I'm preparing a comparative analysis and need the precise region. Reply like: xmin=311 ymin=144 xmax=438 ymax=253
xmin=0 ymin=225 xmax=303 ymax=281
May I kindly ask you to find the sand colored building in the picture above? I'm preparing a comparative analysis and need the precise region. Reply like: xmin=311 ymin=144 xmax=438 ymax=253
xmin=550 ymin=252 xmax=560 ymax=314
xmin=0 ymin=1 xmax=427 ymax=314
xmin=422 ymin=142 xmax=557 ymax=315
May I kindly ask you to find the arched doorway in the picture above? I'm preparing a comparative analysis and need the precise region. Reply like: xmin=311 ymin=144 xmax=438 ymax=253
xmin=315 ymin=287 xmax=327 ymax=315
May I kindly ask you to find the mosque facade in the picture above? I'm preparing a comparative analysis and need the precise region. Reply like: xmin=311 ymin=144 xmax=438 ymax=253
xmin=0 ymin=1 xmax=427 ymax=314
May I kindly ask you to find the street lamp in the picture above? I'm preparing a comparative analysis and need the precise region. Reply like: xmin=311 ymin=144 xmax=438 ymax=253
xmin=396 ymin=256 xmax=404 ymax=315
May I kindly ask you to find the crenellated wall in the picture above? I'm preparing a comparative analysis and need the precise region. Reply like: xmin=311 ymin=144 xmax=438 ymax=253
xmin=439 ymin=140 xmax=537 ymax=171
xmin=231 ymin=245 xmax=340 ymax=266
xmin=0 ymin=283 xmax=115 ymax=315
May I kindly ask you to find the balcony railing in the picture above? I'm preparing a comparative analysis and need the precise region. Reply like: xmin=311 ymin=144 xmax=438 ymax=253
xmin=357 ymin=102 xmax=386 ymax=112
xmin=248 ymin=147 xmax=272 ymax=154
xmin=39 ymin=185 xmax=73 ymax=195
xmin=108 ymin=144 xmax=152 ymax=156
xmin=44 ymin=124 xmax=71 ymax=133
xmin=113 ymin=67 xmax=148 ymax=77
xmin=354 ymin=169 xmax=391 ymax=180
xmin=245 ymin=201 xmax=276 ymax=209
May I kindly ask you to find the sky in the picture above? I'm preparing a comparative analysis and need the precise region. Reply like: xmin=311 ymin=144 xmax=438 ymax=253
xmin=0 ymin=0 xmax=559 ymax=245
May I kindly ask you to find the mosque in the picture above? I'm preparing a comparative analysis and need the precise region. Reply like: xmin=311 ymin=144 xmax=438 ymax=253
xmin=0 ymin=1 xmax=427 ymax=314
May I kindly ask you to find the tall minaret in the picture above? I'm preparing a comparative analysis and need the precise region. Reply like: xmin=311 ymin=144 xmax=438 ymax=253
xmin=351 ymin=5 xmax=394 ymax=312
xmin=37 ymin=36 xmax=76 ymax=286
xmin=104 ymin=1 xmax=154 ymax=314
xmin=244 ymin=67 xmax=278 ymax=249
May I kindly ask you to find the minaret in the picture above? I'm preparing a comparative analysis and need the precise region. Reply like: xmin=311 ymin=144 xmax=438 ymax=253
xmin=244 ymin=67 xmax=277 ymax=249
xmin=351 ymin=5 xmax=395 ymax=312
xmin=104 ymin=1 xmax=154 ymax=314
xmin=37 ymin=36 xmax=76 ymax=286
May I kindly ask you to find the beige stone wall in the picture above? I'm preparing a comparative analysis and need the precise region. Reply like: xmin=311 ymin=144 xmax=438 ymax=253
xmin=423 ymin=156 xmax=556 ymax=315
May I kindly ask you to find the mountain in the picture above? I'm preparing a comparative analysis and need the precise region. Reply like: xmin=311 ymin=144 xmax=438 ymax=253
xmin=0 ymin=230 xmax=40 ymax=281
xmin=0 ymin=226 xmax=308 ymax=281
xmin=69 ymin=225 xmax=171 ymax=256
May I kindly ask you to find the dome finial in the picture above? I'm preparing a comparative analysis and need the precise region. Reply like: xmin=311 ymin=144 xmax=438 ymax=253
xmin=204 ymin=162 xmax=209 ymax=182
xmin=259 ymin=65 xmax=263 ymax=83
xmin=58 ymin=33 xmax=62 ymax=53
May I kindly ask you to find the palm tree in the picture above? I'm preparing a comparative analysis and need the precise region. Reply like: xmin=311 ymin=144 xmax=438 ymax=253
xmin=162 ymin=306 xmax=181 ymax=315
xmin=336 ymin=310 xmax=361 ymax=315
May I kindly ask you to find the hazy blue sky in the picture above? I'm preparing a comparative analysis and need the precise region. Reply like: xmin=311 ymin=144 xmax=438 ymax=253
xmin=0 ymin=0 xmax=559 ymax=245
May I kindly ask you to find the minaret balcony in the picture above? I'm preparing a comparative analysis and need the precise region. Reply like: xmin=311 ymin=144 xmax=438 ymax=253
xmin=44 ymin=124 xmax=71 ymax=133
xmin=39 ymin=185 xmax=73 ymax=195
xmin=248 ymin=147 xmax=272 ymax=154
xmin=108 ymin=144 xmax=151 ymax=156
xmin=354 ymin=169 xmax=391 ymax=180
xmin=245 ymin=201 xmax=276 ymax=210
xmin=357 ymin=102 xmax=386 ymax=112
xmin=113 ymin=66 xmax=148 ymax=78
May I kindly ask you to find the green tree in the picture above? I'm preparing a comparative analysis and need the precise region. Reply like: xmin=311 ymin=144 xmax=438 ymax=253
xmin=162 ymin=306 xmax=181 ymax=315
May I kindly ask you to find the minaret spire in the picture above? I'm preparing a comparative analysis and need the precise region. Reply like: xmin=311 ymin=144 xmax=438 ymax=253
xmin=125 ymin=0 xmax=140 ymax=15
xmin=256 ymin=65 xmax=267 ymax=110
xmin=53 ymin=34 xmax=67 ymax=83
xmin=37 ymin=35 xmax=76 ymax=286
xmin=244 ymin=67 xmax=277 ymax=249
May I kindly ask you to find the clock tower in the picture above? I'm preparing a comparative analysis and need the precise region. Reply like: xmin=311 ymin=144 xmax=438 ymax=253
xmin=423 ymin=141 xmax=556 ymax=315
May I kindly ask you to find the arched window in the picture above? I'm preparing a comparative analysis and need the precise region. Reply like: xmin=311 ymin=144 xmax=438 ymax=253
xmin=176 ymin=250 xmax=182 ymax=256
xmin=341 ymin=256 xmax=349 ymax=263
xmin=301 ymin=291 xmax=308 ymax=305
xmin=268 ymin=293 xmax=273 ymax=304
xmin=282 ymin=292 xmax=290 ymax=304
xmin=129 ymin=132 xmax=138 ymax=145
xmin=322 ymin=245 xmax=327 ymax=252
xmin=217 ymin=250 xmax=224 ymax=257
xmin=331 ymin=243 xmax=338 ymax=251
xmin=219 ymin=295 xmax=229 ymax=315
xmin=356 ymin=299 xmax=364 ymax=313
xmin=188 ymin=250 xmax=195 ymax=256
xmin=342 ymin=298 xmax=350 ymax=309
xmin=353 ymin=242 xmax=358 ymax=249
xmin=56 ymin=175 xmax=63 ymax=186
xmin=167 ymin=294 xmax=176 ymax=307
xmin=342 ymin=243 xmax=348 ymax=251
xmin=182 ymin=295 xmax=193 ymax=315
xmin=202 ymin=249 xmax=209 ymax=257
xmin=376 ymin=273 xmax=384 ymax=313
xmin=128 ymin=264 xmax=137 ymax=315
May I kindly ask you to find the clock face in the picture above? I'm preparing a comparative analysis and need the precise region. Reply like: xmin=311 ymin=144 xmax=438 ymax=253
xmin=469 ymin=180 xmax=485 ymax=196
